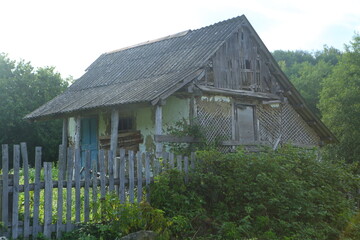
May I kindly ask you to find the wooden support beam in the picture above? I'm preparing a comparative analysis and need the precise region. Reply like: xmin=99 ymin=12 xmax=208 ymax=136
xmin=221 ymin=140 xmax=271 ymax=146
xmin=110 ymin=109 xmax=119 ymax=178
xmin=62 ymin=118 xmax=68 ymax=148
xmin=154 ymin=135 xmax=201 ymax=143
xmin=197 ymin=85 xmax=280 ymax=100
xmin=110 ymin=110 xmax=119 ymax=153
xmin=155 ymin=105 xmax=163 ymax=158
xmin=74 ymin=116 xmax=81 ymax=150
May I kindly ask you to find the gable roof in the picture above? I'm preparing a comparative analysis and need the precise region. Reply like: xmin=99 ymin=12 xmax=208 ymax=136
xmin=25 ymin=16 xmax=247 ymax=120
xmin=25 ymin=15 xmax=336 ymax=143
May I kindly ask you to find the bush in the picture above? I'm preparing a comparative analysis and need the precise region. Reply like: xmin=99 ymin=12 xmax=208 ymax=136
xmin=150 ymin=146 xmax=360 ymax=239
xmin=62 ymin=193 xmax=171 ymax=239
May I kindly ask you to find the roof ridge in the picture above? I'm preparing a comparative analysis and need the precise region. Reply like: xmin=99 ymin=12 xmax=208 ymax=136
xmin=106 ymin=30 xmax=191 ymax=54
xmin=104 ymin=15 xmax=245 ymax=56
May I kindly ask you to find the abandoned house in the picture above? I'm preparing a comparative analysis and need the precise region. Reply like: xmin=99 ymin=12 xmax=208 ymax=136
xmin=25 ymin=15 xmax=336 ymax=162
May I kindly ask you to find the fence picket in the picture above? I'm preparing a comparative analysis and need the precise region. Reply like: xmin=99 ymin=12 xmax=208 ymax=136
xmin=145 ymin=152 xmax=150 ymax=202
xmin=20 ymin=142 xmax=31 ymax=238
xmin=119 ymin=149 xmax=126 ymax=203
xmin=99 ymin=150 xmax=106 ymax=199
xmin=162 ymin=151 xmax=169 ymax=171
xmin=191 ymin=152 xmax=196 ymax=170
xmin=12 ymin=145 xmax=20 ymax=240
xmin=92 ymin=158 xmax=98 ymax=219
xmin=169 ymin=152 xmax=175 ymax=168
xmin=33 ymin=147 xmax=42 ymax=237
xmin=75 ymin=149 xmax=81 ymax=223
xmin=66 ymin=148 xmax=74 ymax=232
xmin=128 ymin=150 xmax=134 ymax=203
xmin=137 ymin=152 xmax=143 ymax=203
xmin=0 ymin=143 xmax=196 ymax=238
xmin=184 ymin=156 xmax=189 ymax=184
xmin=84 ymin=150 xmax=90 ymax=223
xmin=1 ymin=144 xmax=9 ymax=233
xmin=44 ymin=162 xmax=53 ymax=238
xmin=56 ymin=145 xmax=65 ymax=239
xmin=177 ymin=155 xmax=182 ymax=171
xmin=108 ymin=150 xmax=114 ymax=192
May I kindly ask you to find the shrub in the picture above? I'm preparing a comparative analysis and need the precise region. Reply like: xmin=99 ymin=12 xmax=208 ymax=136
xmin=150 ymin=146 xmax=360 ymax=239
xmin=62 ymin=193 xmax=171 ymax=239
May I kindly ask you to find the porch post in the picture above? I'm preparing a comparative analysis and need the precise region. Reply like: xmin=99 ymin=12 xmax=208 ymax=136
xmin=110 ymin=109 xmax=119 ymax=177
xmin=155 ymin=104 xmax=163 ymax=158
xmin=74 ymin=116 xmax=81 ymax=150
xmin=62 ymin=118 xmax=68 ymax=148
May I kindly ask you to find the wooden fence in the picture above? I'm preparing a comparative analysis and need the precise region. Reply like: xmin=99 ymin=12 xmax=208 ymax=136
xmin=0 ymin=143 xmax=195 ymax=239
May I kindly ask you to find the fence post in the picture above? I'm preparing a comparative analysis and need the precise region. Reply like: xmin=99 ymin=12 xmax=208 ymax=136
xmin=43 ymin=162 xmax=53 ymax=238
xmin=119 ymin=149 xmax=126 ymax=203
xmin=137 ymin=152 xmax=143 ymax=204
xmin=145 ymin=152 xmax=150 ymax=202
xmin=1 ymin=145 xmax=9 ymax=234
xmin=128 ymin=150 xmax=135 ymax=203
xmin=20 ymin=142 xmax=31 ymax=238
xmin=32 ymin=147 xmax=42 ymax=237
xmin=66 ymin=148 xmax=74 ymax=232
xmin=56 ymin=145 xmax=65 ymax=239
xmin=12 ymin=145 xmax=20 ymax=240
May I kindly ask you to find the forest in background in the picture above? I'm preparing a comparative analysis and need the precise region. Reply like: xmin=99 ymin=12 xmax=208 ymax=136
xmin=0 ymin=34 xmax=360 ymax=165
xmin=273 ymin=33 xmax=360 ymax=164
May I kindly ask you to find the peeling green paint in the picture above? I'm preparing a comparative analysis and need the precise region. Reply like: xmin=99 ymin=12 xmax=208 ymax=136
xmin=163 ymin=96 xmax=190 ymax=133
xmin=68 ymin=117 xmax=76 ymax=146
xmin=98 ymin=112 xmax=110 ymax=137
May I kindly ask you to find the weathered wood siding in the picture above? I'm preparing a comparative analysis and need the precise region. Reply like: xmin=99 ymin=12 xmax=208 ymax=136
xmin=210 ymin=26 xmax=277 ymax=93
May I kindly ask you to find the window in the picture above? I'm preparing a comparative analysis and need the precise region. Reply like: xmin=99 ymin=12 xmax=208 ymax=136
xmin=118 ymin=117 xmax=134 ymax=131
xmin=235 ymin=104 xmax=256 ymax=142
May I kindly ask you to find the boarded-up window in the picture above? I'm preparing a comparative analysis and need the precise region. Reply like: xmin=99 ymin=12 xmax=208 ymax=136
xmin=235 ymin=105 xmax=256 ymax=142
xmin=118 ymin=117 xmax=133 ymax=131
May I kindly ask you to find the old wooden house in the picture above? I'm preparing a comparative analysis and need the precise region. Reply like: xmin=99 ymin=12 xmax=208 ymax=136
xmin=25 ymin=15 xmax=336 ymax=161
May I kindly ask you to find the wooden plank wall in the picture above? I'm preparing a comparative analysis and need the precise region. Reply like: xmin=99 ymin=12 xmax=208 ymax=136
xmin=211 ymin=26 xmax=276 ymax=93
xmin=0 ymin=143 xmax=195 ymax=239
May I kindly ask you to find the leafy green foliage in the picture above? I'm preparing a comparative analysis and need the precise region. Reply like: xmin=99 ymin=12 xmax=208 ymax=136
xmin=62 ymin=193 xmax=171 ymax=239
xmin=150 ymin=169 xmax=206 ymax=238
xmin=273 ymin=47 xmax=341 ymax=117
xmin=150 ymin=146 xmax=360 ymax=239
xmin=0 ymin=53 xmax=69 ymax=164
xmin=319 ymin=34 xmax=360 ymax=163
xmin=165 ymin=118 xmax=209 ymax=155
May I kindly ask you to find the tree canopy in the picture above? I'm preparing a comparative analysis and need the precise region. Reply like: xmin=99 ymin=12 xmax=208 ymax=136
xmin=319 ymin=34 xmax=360 ymax=163
xmin=0 ymin=53 xmax=69 ymax=164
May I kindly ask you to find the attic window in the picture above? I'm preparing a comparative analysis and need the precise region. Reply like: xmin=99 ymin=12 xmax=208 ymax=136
xmin=119 ymin=117 xmax=134 ymax=131
xmin=245 ymin=60 xmax=251 ymax=69
xmin=241 ymin=31 xmax=244 ymax=40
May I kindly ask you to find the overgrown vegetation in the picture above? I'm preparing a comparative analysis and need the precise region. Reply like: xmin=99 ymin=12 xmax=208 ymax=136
xmin=150 ymin=146 xmax=360 ymax=239
xmin=60 ymin=193 xmax=171 ymax=240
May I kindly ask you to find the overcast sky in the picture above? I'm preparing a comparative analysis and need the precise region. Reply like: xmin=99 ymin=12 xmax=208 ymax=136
xmin=1 ymin=0 xmax=359 ymax=79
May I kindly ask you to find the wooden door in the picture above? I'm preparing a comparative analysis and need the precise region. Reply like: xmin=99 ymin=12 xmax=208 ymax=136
xmin=81 ymin=117 xmax=98 ymax=167
xmin=235 ymin=105 xmax=256 ymax=142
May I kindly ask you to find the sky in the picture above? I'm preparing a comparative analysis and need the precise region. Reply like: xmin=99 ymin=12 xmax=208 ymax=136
xmin=1 ymin=0 xmax=359 ymax=79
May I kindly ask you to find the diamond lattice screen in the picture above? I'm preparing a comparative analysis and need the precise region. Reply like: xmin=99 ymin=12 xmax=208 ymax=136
xmin=196 ymin=97 xmax=232 ymax=151
xmin=257 ymin=104 xmax=282 ymax=145
xmin=281 ymin=103 xmax=320 ymax=146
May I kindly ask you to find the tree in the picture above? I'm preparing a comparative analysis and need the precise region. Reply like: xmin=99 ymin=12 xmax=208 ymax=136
xmin=0 ymin=53 xmax=69 ymax=164
xmin=273 ymin=47 xmax=341 ymax=117
xmin=319 ymin=34 xmax=360 ymax=163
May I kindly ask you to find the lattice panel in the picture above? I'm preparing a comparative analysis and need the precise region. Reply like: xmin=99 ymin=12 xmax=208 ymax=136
xmin=281 ymin=103 xmax=320 ymax=146
xmin=196 ymin=97 xmax=232 ymax=151
xmin=257 ymin=104 xmax=281 ymax=145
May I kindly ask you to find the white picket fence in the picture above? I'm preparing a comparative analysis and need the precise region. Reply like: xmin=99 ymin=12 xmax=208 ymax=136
xmin=0 ymin=143 xmax=195 ymax=239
